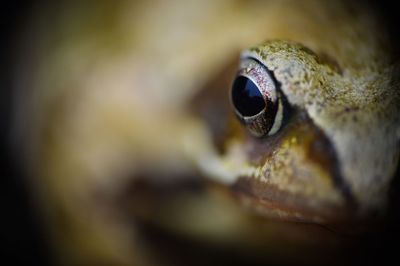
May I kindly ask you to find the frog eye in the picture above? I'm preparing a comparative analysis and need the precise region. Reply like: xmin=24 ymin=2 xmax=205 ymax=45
xmin=230 ymin=58 xmax=285 ymax=137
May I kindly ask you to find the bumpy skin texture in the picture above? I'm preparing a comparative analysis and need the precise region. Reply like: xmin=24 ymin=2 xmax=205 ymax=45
xmin=237 ymin=39 xmax=400 ymax=215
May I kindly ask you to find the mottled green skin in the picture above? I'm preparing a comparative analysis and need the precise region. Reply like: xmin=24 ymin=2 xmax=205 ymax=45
xmin=241 ymin=39 xmax=400 ymax=213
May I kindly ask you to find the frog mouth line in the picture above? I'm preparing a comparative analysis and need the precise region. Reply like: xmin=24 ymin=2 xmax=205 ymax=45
xmin=232 ymin=176 xmax=352 ymax=225
xmin=123 ymin=177 xmax=367 ymax=265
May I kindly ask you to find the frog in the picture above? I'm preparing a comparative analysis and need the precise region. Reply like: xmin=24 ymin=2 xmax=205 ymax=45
xmin=205 ymin=39 xmax=400 ymax=222
xmin=11 ymin=0 xmax=400 ymax=265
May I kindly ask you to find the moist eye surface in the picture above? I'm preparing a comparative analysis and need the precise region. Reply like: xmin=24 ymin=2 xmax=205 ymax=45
xmin=231 ymin=76 xmax=265 ymax=117
xmin=231 ymin=57 xmax=284 ymax=137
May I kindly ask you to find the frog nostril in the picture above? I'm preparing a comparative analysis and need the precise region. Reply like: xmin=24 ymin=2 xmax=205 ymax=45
xmin=231 ymin=76 xmax=266 ymax=117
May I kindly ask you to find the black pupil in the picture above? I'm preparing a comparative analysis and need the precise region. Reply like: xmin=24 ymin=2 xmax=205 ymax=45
xmin=231 ymin=76 xmax=265 ymax=116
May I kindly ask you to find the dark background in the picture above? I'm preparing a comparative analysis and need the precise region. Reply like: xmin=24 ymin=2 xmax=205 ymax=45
xmin=1 ymin=1 xmax=50 ymax=265
xmin=1 ymin=1 xmax=399 ymax=265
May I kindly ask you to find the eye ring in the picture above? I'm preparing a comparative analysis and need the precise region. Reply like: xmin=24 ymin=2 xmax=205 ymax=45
xmin=230 ymin=58 xmax=284 ymax=137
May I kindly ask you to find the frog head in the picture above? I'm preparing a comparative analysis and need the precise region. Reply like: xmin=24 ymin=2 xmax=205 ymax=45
xmin=223 ymin=40 xmax=400 ymax=224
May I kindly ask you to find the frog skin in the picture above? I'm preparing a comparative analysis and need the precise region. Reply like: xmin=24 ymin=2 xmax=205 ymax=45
xmin=206 ymin=39 xmax=400 ymax=223
xmin=12 ymin=0 xmax=400 ymax=265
